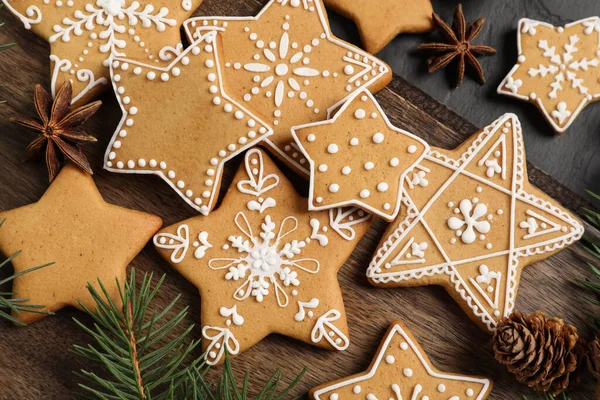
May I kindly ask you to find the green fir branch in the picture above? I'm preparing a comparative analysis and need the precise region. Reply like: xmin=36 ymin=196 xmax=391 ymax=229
xmin=0 ymin=219 xmax=54 ymax=325
xmin=72 ymin=270 xmax=307 ymax=399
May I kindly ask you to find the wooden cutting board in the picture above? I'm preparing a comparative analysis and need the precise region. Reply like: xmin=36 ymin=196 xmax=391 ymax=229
xmin=0 ymin=0 xmax=597 ymax=398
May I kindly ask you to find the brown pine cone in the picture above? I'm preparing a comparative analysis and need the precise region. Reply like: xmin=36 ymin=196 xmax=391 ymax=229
xmin=493 ymin=311 xmax=582 ymax=396
xmin=588 ymin=333 xmax=600 ymax=379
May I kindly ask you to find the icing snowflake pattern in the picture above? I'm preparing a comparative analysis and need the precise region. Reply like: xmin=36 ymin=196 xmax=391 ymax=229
xmin=498 ymin=17 xmax=600 ymax=133
xmin=209 ymin=213 xmax=319 ymax=307
xmin=49 ymin=0 xmax=176 ymax=61
xmin=2 ymin=0 xmax=200 ymax=102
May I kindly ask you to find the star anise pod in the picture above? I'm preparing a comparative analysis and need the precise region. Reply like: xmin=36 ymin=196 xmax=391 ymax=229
xmin=12 ymin=81 xmax=101 ymax=182
xmin=417 ymin=4 xmax=496 ymax=88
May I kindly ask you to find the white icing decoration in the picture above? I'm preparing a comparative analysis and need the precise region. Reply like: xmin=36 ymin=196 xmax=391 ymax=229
xmin=309 ymin=219 xmax=329 ymax=246
xmin=447 ymin=199 xmax=491 ymax=244
xmin=328 ymin=207 xmax=371 ymax=241
xmin=498 ymin=17 xmax=600 ymax=133
xmin=104 ymin=33 xmax=274 ymax=215
xmin=367 ymin=114 xmax=584 ymax=332
xmin=50 ymin=55 xmax=108 ymax=104
xmin=202 ymin=326 xmax=240 ymax=365
xmin=219 ymin=305 xmax=244 ymax=326
xmin=183 ymin=0 xmax=391 ymax=175
xmin=193 ymin=231 xmax=212 ymax=259
xmin=311 ymin=323 xmax=492 ymax=400
xmin=153 ymin=224 xmax=189 ymax=263
xmin=311 ymin=309 xmax=349 ymax=350
xmin=290 ymin=88 xmax=429 ymax=221
xmin=294 ymin=298 xmax=320 ymax=321
xmin=238 ymin=149 xmax=280 ymax=212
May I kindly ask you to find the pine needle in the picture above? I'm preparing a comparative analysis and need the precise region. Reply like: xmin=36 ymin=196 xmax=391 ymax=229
xmin=0 ymin=219 xmax=54 ymax=325
xmin=72 ymin=270 xmax=307 ymax=399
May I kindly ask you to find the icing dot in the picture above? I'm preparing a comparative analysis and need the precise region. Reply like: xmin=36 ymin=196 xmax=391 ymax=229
xmin=146 ymin=71 xmax=156 ymax=80
xmin=327 ymin=144 xmax=338 ymax=154
xmin=372 ymin=132 xmax=384 ymax=144
xmin=329 ymin=395 xmax=338 ymax=400
xmin=494 ymin=310 xmax=501 ymax=317
xmin=350 ymin=138 xmax=359 ymax=146
xmin=466 ymin=388 xmax=474 ymax=397
xmin=385 ymin=355 xmax=395 ymax=364
xmin=389 ymin=158 xmax=400 ymax=167
xmin=359 ymin=189 xmax=370 ymax=199
xmin=344 ymin=65 xmax=354 ymax=75
xmin=329 ymin=184 xmax=340 ymax=193
xmin=403 ymin=368 xmax=413 ymax=377
xmin=486 ymin=243 xmax=493 ymax=249
xmin=318 ymin=164 xmax=328 ymax=172
xmin=352 ymin=385 xmax=361 ymax=394
xmin=364 ymin=162 xmax=374 ymax=170
xmin=316 ymin=197 xmax=323 ymax=203
xmin=354 ymin=109 xmax=366 ymax=119
xmin=383 ymin=203 xmax=391 ymax=210
xmin=377 ymin=182 xmax=389 ymax=192
xmin=342 ymin=166 xmax=351 ymax=175
xmin=137 ymin=159 xmax=146 ymax=167
xmin=177 ymin=180 xmax=185 ymax=189
xmin=400 ymin=342 xmax=409 ymax=350
xmin=307 ymin=133 xmax=316 ymax=142
xmin=408 ymin=145 xmax=417 ymax=153
xmin=438 ymin=384 xmax=446 ymax=393
xmin=161 ymin=73 xmax=170 ymax=82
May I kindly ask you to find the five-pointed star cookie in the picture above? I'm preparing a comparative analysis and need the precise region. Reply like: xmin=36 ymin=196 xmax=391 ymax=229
xmin=498 ymin=17 xmax=600 ymax=134
xmin=154 ymin=148 xmax=372 ymax=365
xmin=3 ymin=0 xmax=203 ymax=103
xmin=103 ymin=31 xmax=273 ymax=215
xmin=0 ymin=164 xmax=162 ymax=324
xmin=367 ymin=114 xmax=584 ymax=332
xmin=311 ymin=321 xmax=493 ymax=400
xmin=323 ymin=0 xmax=434 ymax=54
xmin=183 ymin=0 xmax=392 ymax=175
xmin=292 ymin=89 xmax=429 ymax=222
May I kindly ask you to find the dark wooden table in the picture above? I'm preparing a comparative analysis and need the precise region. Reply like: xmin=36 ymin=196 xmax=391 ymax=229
xmin=0 ymin=0 xmax=598 ymax=399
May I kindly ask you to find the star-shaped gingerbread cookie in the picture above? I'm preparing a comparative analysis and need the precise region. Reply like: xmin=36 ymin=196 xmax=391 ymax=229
xmin=311 ymin=321 xmax=492 ymax=400
xmin=367 ymin=114 xmax=583 ymax=332
xmin=183 ymin=0 xmax=392 ymax=175
xmin=103 ymin=31 xmax=273 ymax=215
xmin=0 ymin=164 xmax=162 ymax=324
xmin=3 ymin=0 xmax=203 ymax=103
xmin=292 ymin=88 xmax=429 ymax=221
xmin=154 ymin=148 xmax=372 ymax=365
xmin=323 ymin=0 xmax=434 ymax=54
xmin=498 ymin=17 xmax=600 ymax=134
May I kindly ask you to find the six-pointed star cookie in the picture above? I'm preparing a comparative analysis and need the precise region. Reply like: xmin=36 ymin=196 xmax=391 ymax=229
xmin=104 ymin=31 xmax=273 ymax=215
xmin=311 ymin=321 xmax=492 ymax=400
xmin=367 ymin=114 xmax=583 ymax=332
xmin=0 ymin=164 xmax=162 ymax=324
xmin=154 ymin=148 xmax=372 ymax=365
xmin=183 ymin=0 xmax=392 ymax=175
xmin=2 ymin=0 xmax=203 ymax=103
xmin=498 ymin=17 xmax=600 ymax=134
xmin=323 ymin=0 xmax=434 ymax=54
xmin=292 ymin=88 xmax=429 ymax=221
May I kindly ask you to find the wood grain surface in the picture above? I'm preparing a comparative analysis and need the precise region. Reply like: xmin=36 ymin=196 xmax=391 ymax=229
xmin=0 ymin=0 xmax=598 ymax=399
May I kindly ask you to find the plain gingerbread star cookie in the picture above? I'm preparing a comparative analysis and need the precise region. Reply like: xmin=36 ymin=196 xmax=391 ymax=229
xmin=104 ymin=31 xmax=273 ymax=215
xmin=3 ymin=0 xmax=203 ymax=103
xmin=292 ymin=88 xmax=429 ymax=222
xmin=323 ymin=0 xmax=434 ymax=54
xmin=0 ymin=164 xmax=162 ymax=324
xmin=183 ymin=0 xmax=392 ymax=175
xmin=367 ymin=114 xmax=583 ymax=332
xmin=154 ymin=148 xmax=372 ymax=365
xmin=498 ymin=17 xmax=600 ymax=134
xmin=311 ymin=321 xmax=493 ymax=400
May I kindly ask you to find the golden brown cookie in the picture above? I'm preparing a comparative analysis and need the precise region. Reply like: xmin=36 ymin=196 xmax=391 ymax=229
xmin=323 ymin=0 xmax=434 ymax=54
xmin=3 ymin=0 xmax=203 ymax=103
xmin=367 ymin=114 xmax=584 ymax=332
xmin=498 ymin=17 xmax=600 ymax=134
xmin=311 ymin=321 xmax=493 ymax=400
xmin=292 ymin=88 xmax=429 ymax=222
xmin=103 ymin=31 xmax=273 ymax=215
xmin=154 ymin=148 xmax=372 ymax=365
xmin=0 ymin=164 xmax=162 ymax=324
xmin=183 ymin=0 xmax=392 ymax=176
